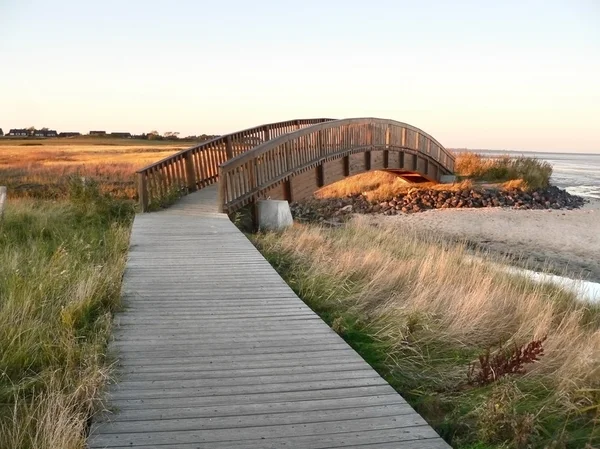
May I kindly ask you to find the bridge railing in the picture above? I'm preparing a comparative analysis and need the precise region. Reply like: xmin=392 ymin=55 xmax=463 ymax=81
xmin=136 ymin=118 xmax=334 ymax=211
xmin=218 ymin=118 xmax=455 ymax=212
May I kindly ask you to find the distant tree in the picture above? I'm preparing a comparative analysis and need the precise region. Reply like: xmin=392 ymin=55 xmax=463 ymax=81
xmin=163 ymin=131 xmax=180 ymax=140
xmin=147 ymin=130 xmax=162 ymax=141
xmin=41 ymin=127 xmax=49 ymax=131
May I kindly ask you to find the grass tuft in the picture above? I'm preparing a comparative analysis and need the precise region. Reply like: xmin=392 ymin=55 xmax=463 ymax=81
xmin=455 ymin=153 xmax=553 ymax=190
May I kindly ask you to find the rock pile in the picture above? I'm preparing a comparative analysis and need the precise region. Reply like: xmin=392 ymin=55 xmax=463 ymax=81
xmin=290 ymin=186 xmax=586 ymax=223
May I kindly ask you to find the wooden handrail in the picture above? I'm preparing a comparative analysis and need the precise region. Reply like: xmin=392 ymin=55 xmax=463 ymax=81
xmin=218 ymin=118 xmax=455 ymax=212
xmin=136 ymin=118 xmax=334 ymax=211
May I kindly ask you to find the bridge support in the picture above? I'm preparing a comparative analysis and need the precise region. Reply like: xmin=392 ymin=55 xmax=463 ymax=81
xmin=184 ymin=153 xmax=197 ymax=193
xmin=257 ymin=200 xmax=293 ymax=231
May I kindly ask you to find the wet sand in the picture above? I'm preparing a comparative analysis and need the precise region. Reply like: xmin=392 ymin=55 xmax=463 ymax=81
xmin=375 ymin=199 xmax=600 ymax=282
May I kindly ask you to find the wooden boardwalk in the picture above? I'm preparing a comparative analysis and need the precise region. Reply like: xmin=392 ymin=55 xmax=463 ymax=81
xmin=89 ymin=186 xmax=450 ymax=449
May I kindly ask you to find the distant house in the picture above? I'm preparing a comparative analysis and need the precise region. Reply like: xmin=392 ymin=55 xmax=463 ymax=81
xmin=109 ymin=132 xmax=132 ymax=138
xmin=58 ymin=132 xmax=81 ymax=138
xmin=8 ymin=129 xmax=29 ymax=137
xmin=34 ymin=129 xmax=58 ymax=137
xmin=89 ymin=130 xmax=107 ymax=136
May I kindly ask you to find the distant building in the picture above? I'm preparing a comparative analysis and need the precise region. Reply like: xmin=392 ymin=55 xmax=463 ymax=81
xmin=89 ymin=130 xmax=107 ymax=136
xmin=34 ymin=129 xmax=58 ymax=137
xmin=8 ymin=129 xmax=29 ymax=137
xmin=58 ymin=132 xmax=82 ymax=138
xmin=109 ymin=132 xmax=132 ymax=138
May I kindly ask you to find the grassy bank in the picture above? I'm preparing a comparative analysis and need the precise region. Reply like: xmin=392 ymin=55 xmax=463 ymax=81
xmin=0 ymin=180 xmax=133 ymax=449
xmin=455 ymin=153 xmax=553 ymax=190
xmin=253 ymin=219 xmax=600 ymax=448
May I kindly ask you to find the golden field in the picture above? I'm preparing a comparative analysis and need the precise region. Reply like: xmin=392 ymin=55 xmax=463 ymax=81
xmin=0 ymin=137 xmax=190 ymax=199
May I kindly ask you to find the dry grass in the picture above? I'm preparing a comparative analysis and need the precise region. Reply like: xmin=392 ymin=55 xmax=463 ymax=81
xmin=455 ymin=152 xmax=553 ymax=190
xmin=0 ymin=185 xmax=133 ymax=449
xmin=455 ymin=152 xmax=495 ymax=177
xmin=316 ymin=170 xmax=473 ymax=202
xmin=316 ymin=171 xmax=402 ymax=198
xmin=0 ymin=138 xmax=186 ymax=199
xmin=255 ymin=218 xmax=600 ymax=447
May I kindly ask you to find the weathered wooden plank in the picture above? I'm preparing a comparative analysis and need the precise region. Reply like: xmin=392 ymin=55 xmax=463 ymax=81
xmin=106 ymin=377 xmax=389 ymax=401
xmin=89 ymin=415 xmax=432 ymax=447
xmin=115 ymin=361 xmax=371 ymax=382
xmin=111 ymin=338 xmax=355 ymax=353
xmin=117 ymin=363 xmax=370 ymax=383
xmin=108 ymin=370 xmax=378 ymax=392
xmin=113 ymin=347 xmax=359 ymax=367
xmin=93 ymin=404 xmax=416 ymax=434
xmin=105 ymin=385 xmax=398 ymax=410
xmin=97 ymin=394 xmax=404 ymax=422
xmin=91 ymin=432 xmax=446 ymax=449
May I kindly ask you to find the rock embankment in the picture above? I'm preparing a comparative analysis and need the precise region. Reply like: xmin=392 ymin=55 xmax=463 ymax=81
xmin=291 ymin=186 xmax=586 ymax=223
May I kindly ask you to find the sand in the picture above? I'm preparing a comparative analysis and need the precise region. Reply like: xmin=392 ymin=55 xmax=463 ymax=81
xmin=375 ymin=199 xmax=600 ymax=282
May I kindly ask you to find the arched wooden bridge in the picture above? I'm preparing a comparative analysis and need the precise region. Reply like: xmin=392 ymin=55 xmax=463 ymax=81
xmin=137 ymin=118 xmax=455 ymax=212
xmin=90 ymin=119 xmax=452 ymax=448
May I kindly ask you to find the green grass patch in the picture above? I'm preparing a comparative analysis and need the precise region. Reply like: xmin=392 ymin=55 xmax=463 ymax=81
xmin=0 ymin=178 xmax=134 ymax=448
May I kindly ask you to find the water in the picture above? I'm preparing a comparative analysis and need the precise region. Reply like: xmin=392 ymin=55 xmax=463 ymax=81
xmin=505 ymin=265 xmax=600 ymax=304
xmin=477 ymin=150 xmax=600 ymax=199
xmin=467 ymin=256 xmax=600 ymax=303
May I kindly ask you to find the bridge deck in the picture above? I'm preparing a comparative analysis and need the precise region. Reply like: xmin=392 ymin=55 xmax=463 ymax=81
xmin=89 ymin=186 xmax=449 ymax=449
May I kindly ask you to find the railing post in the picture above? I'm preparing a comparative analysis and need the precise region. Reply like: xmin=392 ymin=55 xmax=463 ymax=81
xmin=0 ymin=186 xmax=7 ymax=221
xmin=385 ymin=125 xmax=390 ymax=148
xmin=184 ymin=152 xmax=197 ymax=193
xmin=384 ymin=124 xmax=391 ymax=168
xmin=317 ymin=130 xmax=324 ymax=158
xmin=137 ymin=172 xmax=149 ymax=212
xmin=263 ymin=126 xmax=270 ymax=142
xmin=225 ymin=135 xmax=233 ymax=159
xmin=294 ymin=120 xmax=300 ymax=130
xmin=217 ymin=166 xmax=226 ymax=213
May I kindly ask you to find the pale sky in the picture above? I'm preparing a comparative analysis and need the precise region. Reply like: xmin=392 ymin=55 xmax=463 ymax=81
xmin=1 ymin=0 xmax=599 ymax=152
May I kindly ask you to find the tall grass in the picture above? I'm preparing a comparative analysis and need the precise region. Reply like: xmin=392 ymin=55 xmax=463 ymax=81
xmin=0 ymin=179 xmax=133 ymax=449
xmin=254 ymin=219 xmax=600 ymax=448
xmin=455 ymin=153 xmax=553 ymax=190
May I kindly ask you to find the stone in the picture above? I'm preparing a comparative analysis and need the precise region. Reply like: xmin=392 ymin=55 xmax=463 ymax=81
xmin=258 ymin=200 xmax=293 ymax=231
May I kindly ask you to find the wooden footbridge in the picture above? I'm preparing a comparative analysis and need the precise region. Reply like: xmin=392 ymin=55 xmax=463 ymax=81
xmin=89 ymin=118 xmax=454 ymax=448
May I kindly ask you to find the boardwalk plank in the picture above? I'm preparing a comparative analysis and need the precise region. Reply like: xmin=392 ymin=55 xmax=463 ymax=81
xmin=89 ymin=415 xmax=432 ymax=447
xmin=97 ymin=395 xmax=405 ymax=422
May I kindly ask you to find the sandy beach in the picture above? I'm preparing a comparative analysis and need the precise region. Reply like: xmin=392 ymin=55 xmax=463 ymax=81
xmin=375 ymin=199 xmax=600 ymax=282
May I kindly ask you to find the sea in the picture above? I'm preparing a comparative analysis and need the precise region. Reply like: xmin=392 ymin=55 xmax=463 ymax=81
xmin=477 ymin=150 xmax=600 ymax=199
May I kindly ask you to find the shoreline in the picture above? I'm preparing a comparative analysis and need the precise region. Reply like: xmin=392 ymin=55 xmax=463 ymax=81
xmin=372 ymin=198 xmax=600 ymax=283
